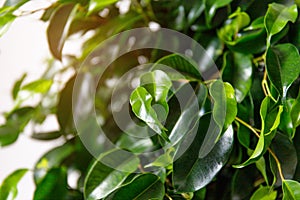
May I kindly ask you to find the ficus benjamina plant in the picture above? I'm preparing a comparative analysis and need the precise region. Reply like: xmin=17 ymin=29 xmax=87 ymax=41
xmin=0 ymin=0 xmax=300 ymax=199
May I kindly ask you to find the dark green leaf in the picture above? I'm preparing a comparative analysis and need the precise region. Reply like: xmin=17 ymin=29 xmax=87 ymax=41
xmin=130 ymin=86 xmax=169 ymax=141
xmin=204 ymin=0 xmax=233 ymax=26
xmin=0 ymin=169 xmax=28 ymax=200
xmin=105 ymin=174 xmax=165 ymax=200
xmin=222 ymin=52 xmax=253 ymax=103
xmin=291 ymin=90 xmax=300 ymax=129
xmin=33 ymin=168 xmax=68 ymax=200
xmin=173 ymin=113 xmax=234 ymax=192
xmin=282 ymin=180 xmax=300 ymax=200
xmin=250 ymin=186 xmax=277 ymax=200
xmin=47 ymin=3 xmax=76 ymax=60
xmin=266 ymin=43 xmax=300 ymax=97
xmin=84 ymin=149 xmax=139 ymax=199
xmin=0 ymin=124 xmax=20 ymax=147
xmin=12 ymin=73 xmax=26 ymax=100
xmin=31 ymin=131 xmax=62 ymax=140
xmin=264 ymin=3 xmax=298 ymax=46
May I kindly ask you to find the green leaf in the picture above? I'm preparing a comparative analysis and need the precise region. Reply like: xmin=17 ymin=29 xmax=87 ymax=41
xmin=84 ymin=149 xmax=139 ymax=200
xmin=250 ymin=186 xmax=277 ymax=200
xmin=21 ymin=79 xmax=53 ymax=94
xmin=266 ymin=43 xmax=300 ymax=97
xmin=153 ymin=53 xmax=201 ymax=80
xmin=282 ymin=180 xmax=300 ymax=200
xmin=222 ymin=52 xmax=253 ymax=103
xmin=0 ymin=13 xmax=15 ymax=37
xmin=173 ymin=113 xmax=234 ymax=192
xmin=0 ymin=169 xmax=28 ymax=200
xmin=264 ymin=3 xmax=298 ymax=46
xmin=199 ymin=81 xmax=237 ymax=158
xmin=130 ymin=86 xmax=169 ymax=141
xmin=204 ymin=0 xmax=233 ymax=26
xmin=105 ymin=174 xmax=165 ymax=200
xmin=33 ymin=168 xmax=68 ymax=200
xmin=0 ymin=124 xmax=20 ymax=147
xmin=31 ymin=131 xmax=62 ymax=141
xmin=255 ymin=157 xmax=269 ymax=186
xmin=88 ymin=0 xmax=118 ymax=14
xmin=47 ymin=3 xmax=76 ymax=60
xmin=140 ymin=70 xmax=172 ymax=121
xmin=12 ymin=73 xmax=26 ymax=100
xmin=291 ymin=90 xmax=300 ymax=129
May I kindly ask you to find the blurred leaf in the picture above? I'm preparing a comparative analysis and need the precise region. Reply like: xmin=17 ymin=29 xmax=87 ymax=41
xmin=266 ymin=43 xmax=300 ymax=97
xmin=0 ymin=13 xmax=15 ymax=37
xmin=204 ymin=0 xmax=232 ymax=26
xmin=130 ymin=86 xmax=169 ymax=141
xmin=140 ymin=70 xmax=172 ymax=121
xmin=84 ymin=149 xmax=139 ymax=199
xmin=173 ymin=114 xmax=233 ymax=192
xmin=21 ymin=79 xmax=53 ymax=94
xmin=88 ymin=0 xmax=118 ymax=14
xmin=264 ymin=3 xmax=298 ymax=46
xmin=0 ymin=169 xmax=28 ymax=200
xmin=250 ymin=186 xmax=277 ymax=200
xmin=31 ymin=131 xmax=62 ymax=140
xmin=105 ymin=174 xmax=165 ymax=200
xmin=222 ymin=51 xmax=253 ymax=103
xmin=282 ymin=180 xmax=300 ymax=200
xmin=33 ymin=168 xmax=68 ymax=200
xmin=47 ymin=3 xmax=76 ymax=60
xmin=0 ymin=124 xmax=19 ymax=147
xmin=12 ymin=73 xmax=26 ymax=100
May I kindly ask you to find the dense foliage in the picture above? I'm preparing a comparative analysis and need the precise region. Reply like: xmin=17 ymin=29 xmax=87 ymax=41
xmin=1 ymin=0 xmax=300 ymax=199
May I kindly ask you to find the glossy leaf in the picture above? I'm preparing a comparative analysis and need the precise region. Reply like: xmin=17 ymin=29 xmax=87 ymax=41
xmin=282 ymin=180 xmax=300 ymax=200
xmin=222 ymin=52 xmax=253 ymax=103
xmin=199 ymin=81 xmax=236 ymax=158
xmin=84 ymin=149 xmax=139 ymax=200
xmin=33 ymin=168 xmax=68 ymax=200
xmin=88 ymin=0 xmax=118 ymax=14
xmin=47 ymin=3 xmax=76 ymax=60
xmin=173 ymin=113 xmax=234 ymax=192
xmin=105 ymin=174 xmax=165 ymax=200
xmin=130 ymin=86 xmax=169 ymax=141
xmin=21 ymin=79 xmax=53 ymax=94
xmin=140 ymin=70 xmax=172 ymax=120
xmin=291 ymin=90 xmax=300 ymax=129
xmin=204 ymin=0 xmax=232 ymax=26
xmin=0 ymin=169 xmax=28 ymax=200
xmin=250 ymin=186 xmax=277 ymax=200
xmin=264 ymin=3 xmax=298 ymax=46
xmin=153 ymin=53 xmax=201 ymax=79
xmin=266 ymin=43 xmax=300 ymax=97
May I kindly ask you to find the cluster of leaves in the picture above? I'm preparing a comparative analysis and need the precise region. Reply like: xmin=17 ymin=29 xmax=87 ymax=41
xmin=1 ymin=0 xmax=300 ymax=199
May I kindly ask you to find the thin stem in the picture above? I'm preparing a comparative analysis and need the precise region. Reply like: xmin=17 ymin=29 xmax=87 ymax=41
xmin=165 ymin=193 xmax=173 ymax=200
xmin=235 ymin=117 xmax=285 ymax=181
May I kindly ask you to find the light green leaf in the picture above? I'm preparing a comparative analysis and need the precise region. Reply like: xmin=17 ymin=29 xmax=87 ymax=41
xmin=282 ymin=180 xmax=300 ymax=200
xmin=88 ymin=0 xmax=118 ymax=14
xmin=47 ymin=3 xmax=77 ymax=60
xmin=173 ymin=114 xmax=234 ymax=192
xmin=84 ymin=149 xmax=139 ymax=200
xmin=21 ymin=79 xmax=53 ymax=94
xmin=0 ymin=13 xmax=15 ymax=37
xmin=266 ymin=43 xmax=300 ymax=97
xmin=250 ymin=186 xmax=277 ymax=200
xmin=291 ymin=89 xmax=300 ymax=129
xmin=255 ymin=157 xmax=269 ymax=186
xmin=140 ymin=70 xmax=172 ymax=121
xmin=204 ymin=0 xmax=233 ymax=26
xmin=264 ymin=3 xmax=298 ymax=46
xmin=222 ymin=52 xmax=253 ymax=103
xmin=105 ymin=174 xmax=165 ymax=200
xmin=130 ymin=86 xmax=169 ymax=141
xmin=0 ymin=169 xmax=28 ymax=200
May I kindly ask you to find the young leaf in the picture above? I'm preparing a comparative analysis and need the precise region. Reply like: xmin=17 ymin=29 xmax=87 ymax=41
xmin=0 ymin=169 xmax=28 ymax=200
xmin=264 ymin=3 xmax=298 ymax=46
xmin=222 ymin=52 xmax=253 ymax=103
xmin=84 ymin=149 xmax=139 ymax=200
xmin=21 ymin=79 xmax=53 ymax=94
xmin=282 ymin=180 xmax=300 ymax=200
xmin=250 ymin=186 xmax=277 ymax=200
xmin=266 ymin=43 xmax=300 ymax=97
xmin=105 ymin=174 xmax=165 ymax=200
xmin=130 ymin=86 xmax=169 ymax=141
xmin=47 ymin=3 xmax=76 ymax=60
xmin=173 ymin=113 xmax=234 ymax=192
